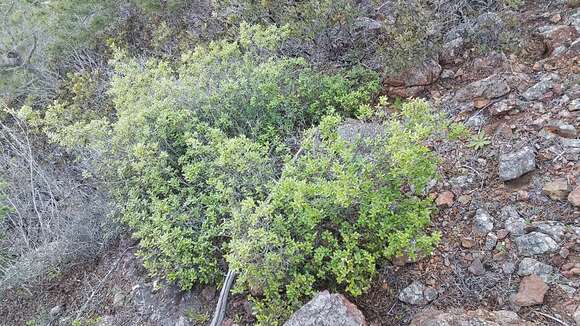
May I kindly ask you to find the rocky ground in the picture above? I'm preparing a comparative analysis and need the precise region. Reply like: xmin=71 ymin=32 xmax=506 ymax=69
xmin=1 ymin=1 xmax=579 ymax=325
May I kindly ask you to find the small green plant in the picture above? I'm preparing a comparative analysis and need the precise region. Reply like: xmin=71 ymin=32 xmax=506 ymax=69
xmin=448 ymin=122 xmax=470 ymax=140
xmin=26 ymin=320 xmax=36 ymax=326
xmin=468 ymin=131 xmax=491 ymax=150
xmin=185 ymin=308 xmax=210 ymax=324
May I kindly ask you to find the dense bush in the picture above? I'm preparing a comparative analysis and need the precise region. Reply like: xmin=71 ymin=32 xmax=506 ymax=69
xmin=226 ymin=99 xmax=444 ymax=324
xmin=26 ymin=23 xmax=379 ymax=290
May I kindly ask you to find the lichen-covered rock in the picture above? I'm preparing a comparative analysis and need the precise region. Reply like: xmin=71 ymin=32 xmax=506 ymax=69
xmin=284 ymin=291 xmax=367 ymax=326
xmin=454 ymin=74 xmax=510 ymax=102
xmin=515 ymin=232 xmax=559 ymax=256
xmin=473 ymin=209 xmax=494 ymax=234
xmin=517 ymin=258 xmax=554 ymax=283
xmin=410 ymin=308 xmax=531 ymax=326
xmin=522 ymin=76 xmax=558 ymax=101
xmin=501 ymin=206 xmax=525 ymax=237
xmin=498 ymin=147 xmax=536 ymax=181
xmin=532 ymin=221 xmax=566 ymax=242
xmin=398 ymin=281 xmax=438 ymax=306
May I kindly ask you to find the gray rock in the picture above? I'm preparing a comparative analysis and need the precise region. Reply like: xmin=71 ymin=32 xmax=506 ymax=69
xmin=398 ymin=281 xmax=438 ymax=306
xmin=354 ymin=17 xmax=382 ymax=30
xmin=440 ymin=38 xmax=464 ymax=64
xmin=469 ymin=258 xmax=486 ymax=276
xmin=465 ymin=114 xmax=488 ymax=129
xmin=498 ymin=147 xmax=536 ymax=181
xmin=284 ymin=291 xmax=366 ymax=326
xmin=441 ymin=69 xmax=455 ymax=79
xmin=49 ymin=305 xmax=63 ymax=318
xmin=532 ymin=221 xmax=566 ymax=242
xmin=515 ymin=232 xmax=559 ymax=256
xmin=502 ymin=261 xmax=516 ymax=274
xmin=517 ymin=258 xmax=554 ymax=283
xmin=473 ymin=209 xmax=494 ymax=234
xmin=454 ymin=74 xmax=510 ymax=102
xmin=502 ymin=206 xmax=526 ymax=236
xmin=113 ymin=291 xmax=126 ymax=308
xmin=522 ymin=78 xmax=555 ymax=101
xmin=569 ymin=99 xmax=580 ymax=112
xmin=484 ymin=233 xmax=498 ymax=251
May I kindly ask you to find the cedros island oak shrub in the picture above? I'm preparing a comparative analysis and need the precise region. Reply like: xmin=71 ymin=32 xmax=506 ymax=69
xmin=28 ymin=24 xmax=379 ymax=289
xmin=22 ymin=23 xmax=449 ymax=325
xmin=226 ymin=100 xmax=444 ymax=324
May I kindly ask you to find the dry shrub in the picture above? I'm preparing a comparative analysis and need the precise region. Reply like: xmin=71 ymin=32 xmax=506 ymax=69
xmin=0 ymin=112 xmax=119 ymax=292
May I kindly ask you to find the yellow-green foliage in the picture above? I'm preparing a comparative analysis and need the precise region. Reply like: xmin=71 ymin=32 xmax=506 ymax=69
xmin=26 ymin=24 xmax=379 ymax=289
xmin=226 ymin=100 xmax=444 ymax=324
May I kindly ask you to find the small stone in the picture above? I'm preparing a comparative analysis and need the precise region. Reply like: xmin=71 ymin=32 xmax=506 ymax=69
xmin=568 ymin=99 xmax=580 ymax=112
xmin=550 ymin=13 xmax=561 ymax=23
xmin=484 ymin=233 xmax=498 ymax=251
xmin=398 ymin=281 xmax=437 ymax=306
xmin=502 ymin=261 xmax=516 ymax=274
xmin=441 ymin=69 xmax=455 ymax=79
xmin=454 ymin=74 xmax=510 ymax=103
xmin=568 ymin=187 xmax=580 ymax=207
xmin=423 ymin=287 xmax=438 ymax=302
xmin=113 ymin=291 xmax=126 ymax=308
xmin=436 ymin=191 xmax=454 ymax=207
xmin=516 ymin=190 xmax=529 ymax=201
xmin=461 ymin=238 xmax=476 ymax=248
xmin=473 ymin=209 xmax=494 ymax=234
xmin=502 ymin=206 xmax=525 ymax=237
xmin=50 ymin=305 xmax=63 ymax=318
xmin=518 ymin=258 xmax=554 ymax=282
xmin=515 ymin=232 xmax=559 ymax=256
xmin=514 ymin=275 xmax=548 ymax=307
xmin=499 ymin=147 xmax=536 ymax=181
xmin=522 ymin=78 xmax=555 ymax=101
xmin=543 ymin=178 xmax=571 ymax=200
xmin=468 ymin=258 xmax=485 ymax=276
xmin=533 ymin=221 xmax=566 ymax=242
xmin=489 ymin=100 xmax=513 ymax=116
xmin=560 ymin=247 xmax=570 ymax=258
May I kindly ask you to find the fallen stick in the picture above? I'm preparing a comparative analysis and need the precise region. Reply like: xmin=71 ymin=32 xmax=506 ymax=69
xmin=210 ymin=268 xmax=237 ymax=326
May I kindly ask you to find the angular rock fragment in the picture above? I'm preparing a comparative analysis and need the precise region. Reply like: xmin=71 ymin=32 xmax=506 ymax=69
xmin=498 ymin=147 xmax=535 ymax=181
xmin=515 ymin=232 xmax=559 ymax=256
xmin=284 ymin=291 xmax=367 ymax=326
xmin=514 ymin=275 xmax=548 ymax=307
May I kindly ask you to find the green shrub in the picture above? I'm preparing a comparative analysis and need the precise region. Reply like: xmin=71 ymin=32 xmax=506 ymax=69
xmin=29 ymin=23 xmax=378 ymax=289
xmin=226 ymin=99 xmax=444 ymax=324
